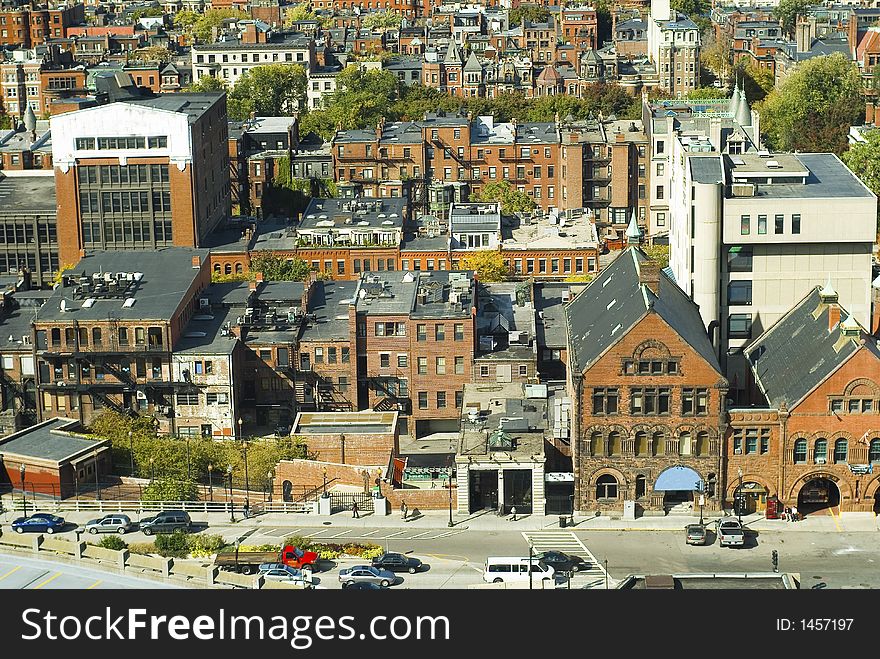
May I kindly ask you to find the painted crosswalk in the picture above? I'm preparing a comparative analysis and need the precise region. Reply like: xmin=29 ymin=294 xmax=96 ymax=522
xmin=521 ymin=531 xmax=609 ymax=587
xmin=250 ymin=526 xmax=469 ymax=542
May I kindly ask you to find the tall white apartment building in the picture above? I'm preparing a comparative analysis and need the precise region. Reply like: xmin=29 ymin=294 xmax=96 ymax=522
xmin=647 ymin=0 xmax=701 ymax=97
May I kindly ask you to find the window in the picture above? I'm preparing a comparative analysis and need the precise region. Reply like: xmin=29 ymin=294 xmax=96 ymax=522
xmin=435 ymin=324 xmax=445 ymax=341
xmin=380 ymin=353 xmax=390 ymax=368
xmin=455 ymin=356 xmax=464 ymax=374
xmin=833 ymin=439 xmax=848 ymax=464
xmin=728 ymin=313 xmax=752 ymax=339
xmin=745 ymin=428 xmax=758 ymax=454
xmin=342 ymin=347 xmax=350 ymax=363
xmin=740 ymin=215 xmax=750 ymax=235
xmin=727 ymin=246 xmax=753 ymax=273
xmin=397 ymin=354 xmax=407 ymax=368
xmin=679 ymin=432 xmax=692 ymax=456
xmin=760 ymin=428 xmax=770 ymax=454
xmin=794 ymin=439 xmax=811 ymax=465
xmin=418 ymin=391 xmax=428 ymax=409
xmin=455 ymin=390 xmax=464 ymax=408
xmin=814 ymin=439 xmax=828 ymax=463
xmin=417 ymin=357 xmax=427 ymax=375
xmin=792 ymin=214 xmax=801 ymax=234
xmin=869 ymin=439 xmax=880 ymax=463
xmin=314 ymin=347 xmax=324 ymax=363
xmin=177 ymin=392 xmax=199 ymax=405
xmin=436 ymin=357 xmax=446 ymax=374
xmin=656 ymin=185 xmax=664 ymax=200
xmin=757 ymin=215 xmax=767 ymax=235
xmin=480 ymin=365 xmax=489 ymax=378
xmin=592 ymin=387 xmax=619 ymax=415
xmin=728 ymin=281 xmax=752 ymax=306
xmin=775 ymin=214 xmax=784 ymax=234
xmin=596 ymin=475 xmax=618 ymax=499
xmin=454 ymin=323 xmax=464 ymax=341
xmin=417 ymin=324 xmax=427 ymax=341
xmin=634 ymin=431 xmax=648 ymax=456
xmin=437 ymin=391 xmax=446 ymax=408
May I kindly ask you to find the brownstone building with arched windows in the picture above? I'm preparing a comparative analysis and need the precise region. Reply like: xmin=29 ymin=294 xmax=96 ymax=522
xmin=566 ymin=247 xmax=728 ymax=515
xmin=727 ymin=284 xmax=880 ymax=516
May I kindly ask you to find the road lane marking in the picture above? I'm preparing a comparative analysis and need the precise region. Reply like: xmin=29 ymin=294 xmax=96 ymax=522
xmin=356 ymin=529 xmax=380 ymax=537
xmin=431 ymin=530 xmax=465 ymax=538
xmin=262 ymin=528 xmax=279 ymax=536
xmin=380 ymin=531 xmax=409 ymax=539
xmin=0 ymin=566 xmax=22 ymax=581
xmin=327 ymin=530 xmax=353 ymax=538
xmin=33 ymin=572 xmax=63 ymax=589
xmin=408 ymin=531 xmax=436 ymax=539
xmin=829 ymin=506 xmax=842 ymax=532
xmin=86 ymin=580 xmax=102 ymax=590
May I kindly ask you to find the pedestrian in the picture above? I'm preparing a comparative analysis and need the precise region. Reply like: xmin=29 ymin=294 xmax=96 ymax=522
xmin=352 ymin=501 xmax=360 ymax=519
xmin=243 ymin=500 xmax=250 ymax=519
xmin=510 ymin=506 xmax=517 ymax=521
xmin=401 ymin=501 xmax=408 ymax=521
xmin=791 ymin=505 xmax=798 ymax=523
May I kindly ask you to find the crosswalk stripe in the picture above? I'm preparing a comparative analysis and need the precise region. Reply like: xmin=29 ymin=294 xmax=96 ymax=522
xmin=521 ymin=531 xmax=608 ymax=580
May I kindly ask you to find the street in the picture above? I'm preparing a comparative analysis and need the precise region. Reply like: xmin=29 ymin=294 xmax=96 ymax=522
xmin=0 ymin=553 xmax=181 ymax=590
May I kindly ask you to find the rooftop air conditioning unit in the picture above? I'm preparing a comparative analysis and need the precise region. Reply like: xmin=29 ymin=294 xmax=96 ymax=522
xmin=199 ymin=298 xmax=209 ymax=309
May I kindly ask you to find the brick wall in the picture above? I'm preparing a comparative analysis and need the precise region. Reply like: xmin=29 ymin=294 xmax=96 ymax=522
xmin=297 ymin=431 xmax=397 ymax=466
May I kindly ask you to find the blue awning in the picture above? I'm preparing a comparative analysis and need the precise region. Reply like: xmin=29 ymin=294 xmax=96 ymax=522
xmin=654 ymin=466 xmax=702 ymax=491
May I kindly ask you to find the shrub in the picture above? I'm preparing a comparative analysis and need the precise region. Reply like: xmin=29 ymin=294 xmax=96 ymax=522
xmin=239 ymin=544 xmax=281 ymax=552
xmin=128 ymin=542 xmax=156 ymax=555
xmin=154 ymin=531 xmax=190 ymax=557
xmin=97 ymin=535 xmax=128 ymax=551
xmin=283 ymin=535 xmax=312 ymax=550
xmin=186 ymin=534 xmax=226 ymax=558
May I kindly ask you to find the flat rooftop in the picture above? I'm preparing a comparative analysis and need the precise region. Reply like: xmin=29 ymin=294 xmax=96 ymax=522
xmin=0 ymin=174 xmax=57 ymax=213
xmin=293 ymin=411 xmax=398 ymax=435
xmin=128 ymin=93 xmax=224 ymax=123
xmin=300 ymin=280 xmax=357 ymax=343
xmin=458 ymin=383 xmax=548 ymax=459
xmin=503 ymin=214 xmax=599 ymax=250
xmin=0 ymin=418 xmax=105 ymax=463
xmin=727 ymin=153 xmax=874 ymax=199
xmin=299 ymin=197 xmax=407 ymax=233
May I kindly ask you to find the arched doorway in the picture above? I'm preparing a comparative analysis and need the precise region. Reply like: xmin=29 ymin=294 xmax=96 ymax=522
xmin=737 ymin=482 xmax=767 ymax=514
xmin=797 ymin=477 xmax=840 ymax=515
xmin=654 ymin=466 xmax=702 ymax=514
xmin=282 ymin=480 xmax=293 ymax=502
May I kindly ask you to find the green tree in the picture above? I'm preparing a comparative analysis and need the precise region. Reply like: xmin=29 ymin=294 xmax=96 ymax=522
xmin=671 ymin=0 xmax=709 ymax=15
xmin=842 ymin=131 xmax=880 ymax=237
xmin=187 ymin=76 xmax=228 ymax=93
xmin=191 ymin=9 xmax=250 ymax=43
xmin=473 ymin=180 xmax=536 ymax=216
xmin=132 ymin=7 xmax=165 ymax=21
xmin=172 ymin=9 xmax=199 ymax=34
xmin=772 ymin=0 xmax=812 ymax=36
xmin=641 ymin=244 xmax=670 ymax=269
xmin=362 ymin=10 xmax=403 ymax=31
xmin=227 ymin=64 xmax=307 ymax=119
xmin=249 ymin=253 xmax=312 ymax=281
xmin=756 ymin=53 xmax=863 ymax=154
xmin=97 ymin=535 xmax=128 ymax=551
xmin=594 ymin=0 xmax=613 ymax=46
xmin=509 ymin=4 xmax=550 ymax=26
xmin=283 ymin=2 xmax=318 ymax=25
xmin=687 ymin=86 xmax=729 ymax=99
xmin=461 ymin=251 xmax=510 ymax=282
xmin=132 ymin=46 xmax=173 ymax=64
xmin=702 ymin=31 xmax=733 ymax=80
xmin=141 ymin=478 xmax=199 ymax=502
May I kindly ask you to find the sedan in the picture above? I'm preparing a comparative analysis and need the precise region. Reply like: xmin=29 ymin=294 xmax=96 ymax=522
xmin=685 ymin=524 xmax=708 ymax=546
xmin=338 ymin=565 xmax=396 ymax=588
xmin=341 ymin=582 xmax=384 ymax=591
xmin=535 ymin=551 xmax=588 ymax=573
xmin=371 ymin=552 xmax=423 ymax=574
xmin=82 ymin=514 xmax=133 ymax=535
xmin=12 ymin=514 xmax=66 ymax=534
xmin=258 ymin=563 xmax=313 ymax=587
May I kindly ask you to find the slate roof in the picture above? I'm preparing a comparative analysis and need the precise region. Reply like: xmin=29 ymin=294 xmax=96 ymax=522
xmin=565 ymin=248 xmax=720 ymax=375
xmin=744 ymin=287 xmax=879 ymax=409
xmin=0 ymin=418 xmax=101 ymax=463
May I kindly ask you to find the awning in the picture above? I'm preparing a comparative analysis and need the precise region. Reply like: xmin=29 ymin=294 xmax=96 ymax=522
xmin=654 ymin=466 xmax=702 ymax=491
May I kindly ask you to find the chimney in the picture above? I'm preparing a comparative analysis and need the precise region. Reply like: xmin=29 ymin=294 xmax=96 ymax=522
xmin=191 ymin=255 xmax=201 ymax=269
xmin=828 ymin=304 xmax=841 ymax=332
xmin=249 ymin=280 xmax=258 ymax=292
xmin=255 ymin=271 xmax=264 ymax=283
xmin=639 ymin=259 xmax=661 ymax=296
xmin=796 ymin=20 xmax=810 ymax=53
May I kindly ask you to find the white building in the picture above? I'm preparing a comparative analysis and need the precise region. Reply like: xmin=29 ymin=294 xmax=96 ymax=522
xmin=647 ymin=0 xmax=701 ymax=97
xmin=449 ymin=202 xmax=501 ymax=251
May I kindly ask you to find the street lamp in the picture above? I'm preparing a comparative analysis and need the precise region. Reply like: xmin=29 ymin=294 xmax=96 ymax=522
xmin=322 ymin=466 xmax=328 ymax=497
xmin=94 ymin=449 xmax=101 ymax=501
xmin=237 ymin=417 xmax=243 ymax=441
xmin=528 ymin=542 xmax=534 ymax=590
xmin=736 ymin=467 xmax=744 ymax=524
xmin=267 ymin=471 xmax=274 ymax=504
xmin=149 ymin=457 xmax=155 ymax=482
xmin=242 ymin=440 xmax=250 ymax=512
xmin=128 ymin=430 xmax=134 ymax=476
xmin=227 ymin=465 xmax=235 ymax=523
xmin=208 ymin=464 xmax=214 ymax=502
xmin=19 ymin=464 xmax=26 ymax=516
xmin=696 ymin=480 xmax=704 ymax=525
xmin=446 ymin=465 xmax=454 ymax=528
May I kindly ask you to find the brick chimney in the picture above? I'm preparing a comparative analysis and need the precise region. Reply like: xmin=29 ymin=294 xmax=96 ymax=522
xmin=191 ymin=255 xmax=201 ymax=269
xmin=828 ymin=304 xmax=841 ymax=332
xmin=639 ymin=259 xmax=661 ymax=296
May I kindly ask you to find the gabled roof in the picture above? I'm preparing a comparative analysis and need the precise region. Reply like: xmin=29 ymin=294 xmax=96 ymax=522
xmin=744 ymin=287 xmax=879 ymax=410
xmin=464 ymin=50 xmax=481 ymax=71
xmin=565 ymin=248 xmax=720 ymax=375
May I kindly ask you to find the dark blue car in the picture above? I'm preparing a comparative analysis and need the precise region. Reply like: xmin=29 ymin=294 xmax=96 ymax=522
xmin=12 ymin=514 xmax=66 ymax=534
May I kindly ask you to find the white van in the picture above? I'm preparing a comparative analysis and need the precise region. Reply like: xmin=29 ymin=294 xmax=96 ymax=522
xmin=483 ymin=557 xmax=555 ymax=584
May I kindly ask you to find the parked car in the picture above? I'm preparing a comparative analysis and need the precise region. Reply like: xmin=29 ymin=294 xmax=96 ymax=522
xmin=138 ymin=510 xmax=192 ymax=536
xmin=717 ymin=517 xmax=745 ymax=547
xmin=338 ymin=565 xmax=396 ymax=588
xmin=12 ymin=513 xmax=66 ymax=534
xmin=258 ymin=563 xmax=314 ymax=587
xmin=483 ymin=557 xmax=555 ymax=584
xmin=685 ymin=524 xmax=708 ymax=546
xmin=83 ymin=514 xmax=133 ymax=535
xmin=371 ymin=552 xmax=423 ymax=574
xmin=535 ymin=550 xmax=587 ymax=573
xmin=341 ymin=581 xmax=384 ymax=590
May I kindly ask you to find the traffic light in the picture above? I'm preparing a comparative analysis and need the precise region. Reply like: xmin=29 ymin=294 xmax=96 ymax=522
xmin=771 ymin=550 xmax=779 ymax=572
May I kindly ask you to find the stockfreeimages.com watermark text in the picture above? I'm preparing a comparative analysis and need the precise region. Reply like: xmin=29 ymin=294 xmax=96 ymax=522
xmin=21 ymin=608 xmax=450 ymax=649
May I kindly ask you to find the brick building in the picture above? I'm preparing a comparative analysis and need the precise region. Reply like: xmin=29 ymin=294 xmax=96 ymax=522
xmin=50 ymin=93 xmax=230 ymax=266
xmin=727 ymin=285 xmax=880 ymax=516
xmin=567 ymin=247 xmax=728 ymax=515
xmin=0 ymin=4 xmax=85 ymax=49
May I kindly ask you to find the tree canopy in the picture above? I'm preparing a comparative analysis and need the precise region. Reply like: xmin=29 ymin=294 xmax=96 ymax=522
xmin=362 ymin=10 xmax=403 ymax=30
xmin=772 ymin=0 xmax=812 ymax=36
xmin=187 ymin=76 xmax=228 ymax=93
xmin=756 ymin=53 xmax=863 ymax=154
xmin=473 ymin=180 xmax=536 ymax=216
xmin=841 ymin=131 xmax=880 ymax=236
xmin=249 ymin=253 xmax=313 ymax=281
xmin=189 ymin=8 xmax=250 ymax=43
xmin=227 ymin=64 xmax=307 ymax=120
xmin=461 ymin=251 xmax=510 ymax=282
xmin=509 ymin=4 xmax=550 ymax=27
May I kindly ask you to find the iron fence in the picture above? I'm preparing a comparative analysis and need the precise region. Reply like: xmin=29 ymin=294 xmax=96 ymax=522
xmin=329 ymin=492 xmax=374 ymax=514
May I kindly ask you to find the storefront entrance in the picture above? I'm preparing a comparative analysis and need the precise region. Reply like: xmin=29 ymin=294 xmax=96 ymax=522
xmin=469 ymin=470 xmax=498 ymax=513
xmin=503 ymin=469 xmax=533 ymax=514
xmin=738 ymin=483 xmax=767 ymax=514
xmin=797 ymin=477 xmax=840 ymax=515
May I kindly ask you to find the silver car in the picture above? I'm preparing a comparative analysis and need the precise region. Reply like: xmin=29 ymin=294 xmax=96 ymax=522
xmin=82 ymin=514 xmax=133 ymax=535
xmin=339 ymin=565 xmax=396 ymax=588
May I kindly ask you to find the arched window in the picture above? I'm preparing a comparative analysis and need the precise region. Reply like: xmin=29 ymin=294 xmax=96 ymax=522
xmin=224 ymin=263 xmax=232 ymax=275
xmin=679 ymin=432 xmax=692 ymax=456
xmin=608 ymin=431 xmax=621 ymax=456
xmin=213 ymin=263 xmax=221 ymax=274
xmin=635 ymin=474 xmax=647 ymax=499
xmin=870 ymin=439 xmax=880 ymax=464
xmin=282 ymin=480 xmax=293 ymax=502
xmin=652 ymin=431 xmax=665 ymax=456
xmin=590 ymin=431 xmax=602 ymax=456
xmin=793 ymin=439 xmax=807 ymax=464
xmin=834 ymin=439 xmax=848 ymax=464
xmin=695 ymin=431 xmax=709 ymax=457
xmin=813 ymin=439 xmax=827 ymax=464
xmin=634 ymin=431 xmax=648 ymax=456
xmin=596 ymin=475 xmax=618 ymax=499
xmin=235 ymin=263 xmax=243 ymax=274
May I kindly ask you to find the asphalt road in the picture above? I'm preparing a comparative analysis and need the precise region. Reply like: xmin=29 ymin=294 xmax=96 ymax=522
xmin=0 ymin=553 xmax=180 ymax=590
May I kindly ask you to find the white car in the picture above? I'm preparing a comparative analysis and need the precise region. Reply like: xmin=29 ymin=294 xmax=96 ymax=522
xmin=717 ymin=517 xmax=745 ymax=547
xmin=258 ymin=563 xmax=314 ymax=586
